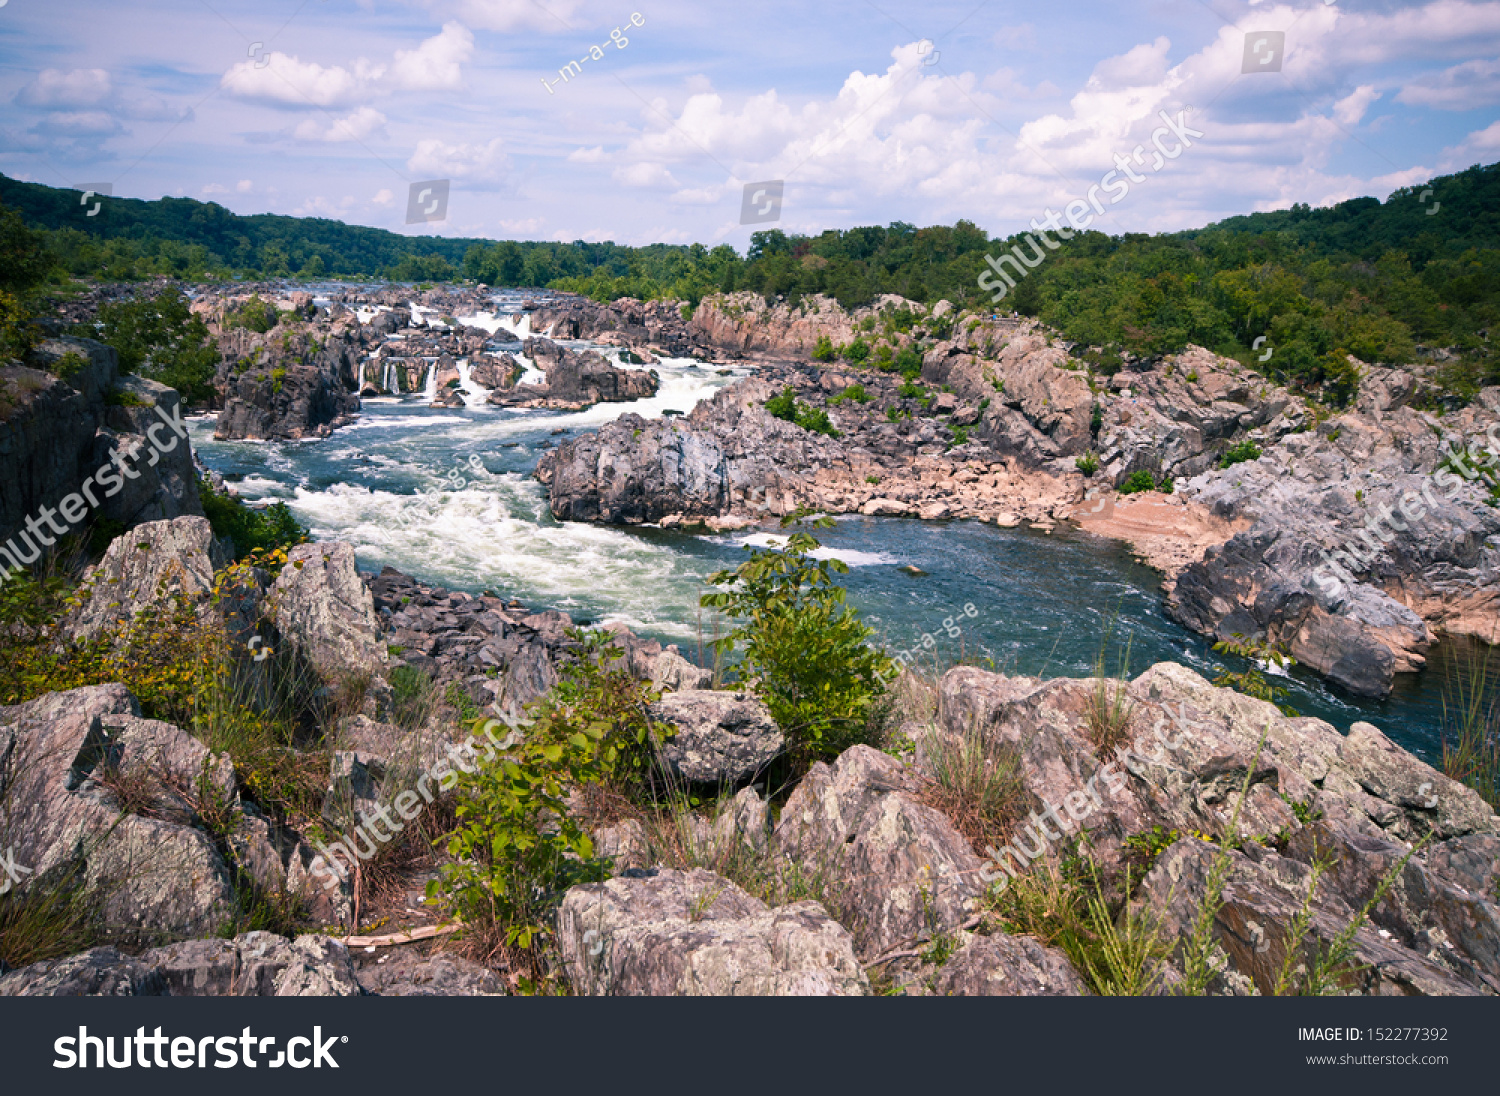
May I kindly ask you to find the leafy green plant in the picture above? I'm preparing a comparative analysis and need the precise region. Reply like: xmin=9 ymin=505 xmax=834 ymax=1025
xmin=94 ymin=289 xmax=220 ymax=403
xmin=1211 ymin=634 xmax=1299 ymax=717
xmin=831 ymin=382 xmax=869 ymax=403
xmin=1218 ymin=439 xmax=1263 ymax=468
xmin=764 ymin=386 xmax=839 ymax=437
xmin=1076 ymin=451 xmax=1101 ymax=476
xmin=198 ymin=483 xmax=308 ymax=560
xmin=811 ymin=334 xmax=834 ymax=361
xmin=1118 ymin=470 xmax=1161 ymax=494
xmin=702 ymin=515 xmax=894 ymax=767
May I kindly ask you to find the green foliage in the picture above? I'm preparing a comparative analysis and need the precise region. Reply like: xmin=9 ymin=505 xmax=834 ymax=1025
xmin=811 ymin=333 xmax=834 ymax=361
xmin=94 ymin=289 xmax=220 ymax=403
xmin=223 ymin=293 xmax=278 ymax=334
xmin=830 ymin=382 xmax=869 ymax=403
xmin=702 ymin=516 xmax=894 ymax=767
xmin=1440 ymin=643 xmax=1500 ymax=810
xmin=1211 ymin=634 xmax=1299 ymax=717
xmin=764 ymin=386 xmax=840 ymax=437
xmin=1117 ymin=470 xmax=1161 ymax=494
xmin=0 ymin=289 xmax=41 ymax=362
xmin=429 ymin=630 xmax=664 ymax=956
xmin=388 ymin=664 xmax=439 ymax=731
xmin=843 ymin=337 xmax=870 ymax=363
xmin=0 ymin=200 xmax=56 ymax=296
xmin=1218 ymin=439 xmax=1263 ymax=468
xmin=1075 ymin=451 xmax=1101 ymax=476
xmin=198 ymin=483 xmax=308 ymax=560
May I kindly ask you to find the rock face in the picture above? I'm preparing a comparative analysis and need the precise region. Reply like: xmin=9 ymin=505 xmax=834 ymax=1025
xmin=0 ymin=685 xmax=322 ymax=942
xmin=367 ymin=566 xmax=710 ymax=717
xmin=650 ymin=690 xmax=783 ymax=784
xmin=489 ymin=337 xmax=657 ymax=410
xmin=1169 ymin=369 xmax=1500 ymax=697
xmin=65 ymin=515 xmax=227 ymax=642
xmin=557 ymin=868 xmax=868 ymax=995
xmin=935 ymin=662 xmax=1500 ymax=995
xmin=773 ymin=745 xmax=985 ymax=958
xmin=140 ymin=932 xmax=363 ymax=996
xmin=530 ymin=295 xmax=700 ymax=359
xmin=354 ymin=952 xmax=506 ymax=996
xmin=214 ymin=326 xmax=362 ymax=440
xmin=0 ymin=933 xmax=364 ymax=996
xmin=928 ymin=933 xmax=1091 ymax=997
xmin=267 ymin=542 xmax=389 ymax=683
xmin=0 ymin=338 xmax=202 ymax=556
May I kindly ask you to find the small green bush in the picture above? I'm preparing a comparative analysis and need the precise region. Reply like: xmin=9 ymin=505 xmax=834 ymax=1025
xmin=1118 ymin=470 xmax=1159 ymax=495
xmin=199 ymin=484 xmax=308 ymax=560
xmin=1218 ymin=440 xmax=1262 ymax=468
xmin=831 ymin=383 xmax=869 ymax=403
xmin=843 ymin=337 xmax=870 ymax=363
xmin=1076 ymin=452 xmax=1101 ymax=476
xmin=811 ymin=334 xmax=834 ymax=362
xmin=764 ymin=386 xmax=839 ymax=437
xmin=702 ymin=516 xmax=894 ymax=767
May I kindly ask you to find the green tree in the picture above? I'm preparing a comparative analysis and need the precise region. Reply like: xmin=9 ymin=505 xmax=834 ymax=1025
xmin=95 ymin=288 xmax=221 ymax=403
xmin=702 ymin=515 xmax=893 ymax=766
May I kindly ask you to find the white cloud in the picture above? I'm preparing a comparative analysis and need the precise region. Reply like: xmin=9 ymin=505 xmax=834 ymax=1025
xmin=28 ymin=111 xmax=125 ymax=137
xmin=1397 ymin=57 xmax=1500 ymax=109
xmin=372 ymin=188 xmax=395 ymax=206
xmin=203 ymin=183 xmax=228 ymax=194
xmin=1333 ymin=85 xmax=1380 ymax=126
xmin=498 ymin=216 xmax=543 ymax=233
xmin=568 ymin=145 xmax=607 ymax=162
xmin=236 ymin=179 xmax=253 ymax=192
xmin=293 ymin=106 xmax=388 ymax=142
xmin=15 ymin=68 xmax=111 ymax=108
xmin=294 ymin=194 xmax=357 ymax=217
xmin=220 ymin=23 xmax=471 ymax=108
xmin=612 ymin=161 xmax=677 ymax=187
xmin=389 ymin=22 xmax=473 ymax=91
xmin=407 ymin=135 xmax=510 ymax=181
xmin=441 ymin=0 xmax=581 ymax=32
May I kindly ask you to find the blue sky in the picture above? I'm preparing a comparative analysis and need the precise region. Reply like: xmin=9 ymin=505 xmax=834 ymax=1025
xmin=2 ymin=0 xmax=1498 ymax=248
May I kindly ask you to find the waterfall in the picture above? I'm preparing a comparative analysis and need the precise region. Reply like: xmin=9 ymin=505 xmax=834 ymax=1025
xmin=456 ymin=359 xmax=487 ymax=408
xmin=422 ymin=362 xmax=437 ymax=402
xmin=383 ymin=360 xmax=398 ymax=394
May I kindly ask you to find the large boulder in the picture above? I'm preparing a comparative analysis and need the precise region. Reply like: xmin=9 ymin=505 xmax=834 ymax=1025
xmin=354 ymin=952 xmax=505 ymax=996
xmin=0 ymin=685 xmax=323 ymax=942
xmin=932 ymin=662 xmax=1500 ymax=995
xmin=141 ymin=932 xmax=363 ymax=996
xmin=772 ymin=745 xmax=985 ymax=958
xmin=0 ymin=947 xmax=166 ymax=996
xmin=267 ymin=542 xmax=388 ymax=683
xmin=929 ymin=932 xmax=1091 ymax=997
xmin=650 ymin=690 xmax=783 ymax=784
xmin=65 ymin=516 xmax=226 ymax=642
xmin=557 ymin=868 xmax=867 ymax=996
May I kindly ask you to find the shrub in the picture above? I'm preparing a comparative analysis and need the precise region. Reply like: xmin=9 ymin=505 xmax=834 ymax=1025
xmin=831 ymin=383 xmax=869 ymax=403
xmin=811 ymin=334 xmax=834 ymax=361
xmin=843 ymin=337 xmax=870 ymax=363
xmin=429 ymin=630 xmax=665 ymax=969
xmin=224 ymin=294 xmax=279 ymax=334
xmin=199 ymin=483 xmax=308 ymax=560
xmin=95 ymin=289 xmax=220 ymax=404
xmin=702 ymin=516 xmax=894 ymax=767
xmin=1076 ymin=452 xmax=1100 ymax=476
xmin=1218 ymin=439 xmax=1262 ymax=468
xmin=895 ymin=346 xmax=923 ymax=377
xmin=764 ymin=386 xmax=839 ymax=437
xmin=389 ymin=664 xmax=439 ymax=730
xmin=1210 ymin=633 xmax=1298 ymax=717
xmin=1117 ymin=470 xmax=1157 ymax=494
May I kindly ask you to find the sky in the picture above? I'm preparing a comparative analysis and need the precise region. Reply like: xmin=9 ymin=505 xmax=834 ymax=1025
xmin=2 ymin=0 xmax=1498 ymax=249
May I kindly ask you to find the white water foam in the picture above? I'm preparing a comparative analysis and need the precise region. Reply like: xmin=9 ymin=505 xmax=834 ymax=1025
xmin=713 ymin=532 xmax=900 ymax=567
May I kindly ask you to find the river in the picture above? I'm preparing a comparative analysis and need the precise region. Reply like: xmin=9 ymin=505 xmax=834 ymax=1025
xmin=189 ymin=290 xmax=1456 ymax=767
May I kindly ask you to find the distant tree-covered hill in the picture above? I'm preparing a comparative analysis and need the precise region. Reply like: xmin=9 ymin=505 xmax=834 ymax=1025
xmin=3 ymin=160 xmax=1497 ymax=404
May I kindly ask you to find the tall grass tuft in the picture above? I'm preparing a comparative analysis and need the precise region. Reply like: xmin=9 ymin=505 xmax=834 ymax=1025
xmin=1440 ymin=641 xmax=1500 ymax=810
